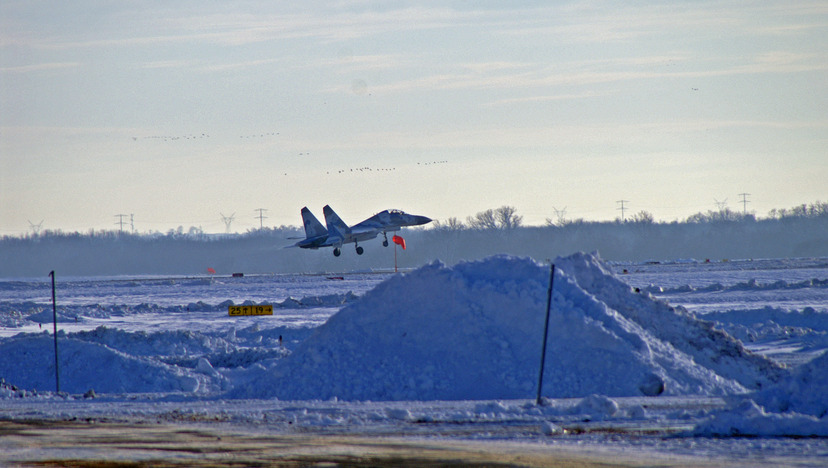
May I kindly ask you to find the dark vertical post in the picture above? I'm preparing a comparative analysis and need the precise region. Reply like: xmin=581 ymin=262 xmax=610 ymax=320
xmin=536 ymin=264 xmax=555 ymax=405
xmin=49 ymin=270 xmax=60 ymax=393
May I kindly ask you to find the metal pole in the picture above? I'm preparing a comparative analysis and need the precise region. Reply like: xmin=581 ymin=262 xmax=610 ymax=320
xmin=536 ymin=264 xmax=555 ymax=405
xmin=49 ymin=271 xmax=60 ymax=393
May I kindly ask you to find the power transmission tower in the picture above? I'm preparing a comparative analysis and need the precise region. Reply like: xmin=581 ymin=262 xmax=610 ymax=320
xmin=738 ymin=193 xmax=750 ymax=214
xmin=220 ymin=212 xmax=236 ymax=233
xmin=115 ymin=214 xmax=128 ymax=232
xmin=28 ymin=220 xmax=44 ymax=236
xmin=254 ymin=208 xmax=268 ymax=230
xmin=130 ymin=214 xmax=135 ymax=233
xmin=714 ymin=198 xmax=728 ymax=211
xmin=616 ymin=200 xmax=629 ymax=221
xmin=552 ymin=206 xmax=567 ymax=225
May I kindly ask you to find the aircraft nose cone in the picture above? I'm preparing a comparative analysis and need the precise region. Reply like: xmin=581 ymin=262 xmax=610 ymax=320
xmin=415 ymin=215 xmax=432 ymax=225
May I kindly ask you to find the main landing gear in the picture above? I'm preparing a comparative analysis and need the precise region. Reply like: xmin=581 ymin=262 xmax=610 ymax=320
xmin=332 ymin=244 xmax=364 ymax=256
xmin=382 ymin=232 xmax=389 ymax=247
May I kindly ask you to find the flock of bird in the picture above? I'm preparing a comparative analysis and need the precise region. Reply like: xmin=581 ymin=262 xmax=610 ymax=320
xmin=131 ymin=132 xmax=448 ymax=177
xmin=132 ymin=132 xmax=281 ymax=142
xmin=322 ymin=161 xmax=448 ymax=175
xmin=239 ymin=132 xmax=279 ymax=139
xmin=326 ymin=166 xmax=397 ymax=175
xmin=132 ymin=134 xmax=211 ymax=142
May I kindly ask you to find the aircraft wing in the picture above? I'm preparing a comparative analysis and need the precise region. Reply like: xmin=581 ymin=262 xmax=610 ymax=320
xmin=351 ymin=209 xmax=432 ymax=234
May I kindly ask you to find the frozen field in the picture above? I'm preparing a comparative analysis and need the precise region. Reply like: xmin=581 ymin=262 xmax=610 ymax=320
xmin=1 ymin=253 xmax=827 ymax=466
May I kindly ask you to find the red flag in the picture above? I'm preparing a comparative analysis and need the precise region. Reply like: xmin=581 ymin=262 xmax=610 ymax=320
xmin=207 ymin=267 xmax=216 ymax=275
xmin=392 ymin=235 xmax=406 ymax=250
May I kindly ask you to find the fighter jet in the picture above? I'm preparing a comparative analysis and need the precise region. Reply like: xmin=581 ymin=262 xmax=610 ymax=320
xmin=289 ymin=205 xmax=431 ymax=256
xmin=323 ymin=205 xmax=431 ymax=256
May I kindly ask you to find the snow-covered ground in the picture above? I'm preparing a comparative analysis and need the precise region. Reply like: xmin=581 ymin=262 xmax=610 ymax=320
xmin=1 ymin=253 xmax=827 ymax=465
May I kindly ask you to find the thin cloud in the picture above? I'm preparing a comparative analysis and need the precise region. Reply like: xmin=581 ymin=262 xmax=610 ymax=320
xmin=200 ymin=58 xmax=279 ymax=72
xmin=139 ymin=60 xmax=199 ymax=70
xmin=0 ymin=62 xmax=79 ymax=74
xmin=28 ymin=6 xmax=481 ymax=50
xmin=485 ymin=91 xmax=610 ymax=106
xmin=346 ymin=46 xmax=827 ymax=96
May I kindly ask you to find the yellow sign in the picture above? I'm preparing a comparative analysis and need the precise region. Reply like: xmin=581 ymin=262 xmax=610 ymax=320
xmin=228 ymin=305 xmax=273 ymax=316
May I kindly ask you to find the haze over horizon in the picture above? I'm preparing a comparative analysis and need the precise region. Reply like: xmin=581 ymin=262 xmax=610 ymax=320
xmin=2 ymin=1 xmax=826 ymax=235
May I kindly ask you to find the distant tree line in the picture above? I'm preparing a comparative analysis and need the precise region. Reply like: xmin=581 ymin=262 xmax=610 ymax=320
xmin=1 ymin=202 xmax=825 ymax=277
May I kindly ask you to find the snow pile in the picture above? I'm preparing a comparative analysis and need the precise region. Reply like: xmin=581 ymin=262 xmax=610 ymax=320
xmin=752 ymin=350 xmax=828 ymax=418
xmin=554 ymin=253 xmax=787 ymax=390
xmin=693 ymin=351 xmax=828 ymax=436
xmin=27 ymin=308 xmax=80 ymax=323
xmin=643 ymin=277 xmax=828 ymax=295
xmin=693 ymin=399 xmax=828 ymax=437
xmin=0 ymin=333 xmax=206 ymax=394
xmin=703 ymin=306 xmax=828 ymax=347
xmin=72 ymin=326 xmax=236 ymax=357
xmin=704 ymin=306 xmax=828 ymax=332
xmin=238 ymin=253 xmax=780 ymax=401
xmin=0 ymin=292 xmax=360 ymax=330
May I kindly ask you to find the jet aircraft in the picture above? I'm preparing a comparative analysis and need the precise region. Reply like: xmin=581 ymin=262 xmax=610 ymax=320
xmin=290 ymin=205 xmax=431 ymax=256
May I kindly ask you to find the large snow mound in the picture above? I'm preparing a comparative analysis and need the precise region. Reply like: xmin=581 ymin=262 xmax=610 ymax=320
xmin=0 ymin=333 xmax=203 ymax=394
xmin=237 ymin=253 xmax=783 ymax=401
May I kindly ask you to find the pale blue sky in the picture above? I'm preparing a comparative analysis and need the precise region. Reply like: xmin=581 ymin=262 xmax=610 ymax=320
xmin=2 ymin=1 xmax=826 ymax=234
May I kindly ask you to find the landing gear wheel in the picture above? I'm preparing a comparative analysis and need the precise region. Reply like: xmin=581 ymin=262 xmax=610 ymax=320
xmin=333 ymin=248 xmax=341 ymax=257
xmin=383 ymin=240 xmax=389 ymax=247
xmin=356 ymin=246 xmax=364 ymax=255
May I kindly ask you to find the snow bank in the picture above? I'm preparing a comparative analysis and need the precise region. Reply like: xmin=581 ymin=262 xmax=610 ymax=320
xmin=692 ymin=350 xmax=828 ymax=437
xmin=0 ymin=292 xmax=360 ymax=329
xmin=237 ymin=253 xmax=779 ymax=401
xmin=704 ymin=306 xmax=828 ymax=332
xmin=644 ymin=277 xmax=828 ymax=295
xmin=554 ymin=253 xmax=787 ymax=390
xmin=705 ymin=306 xmax=828 ymax=351
xmin=0 ymin=333 xmax=203 ymax=394
xmin=752 ymin=350 xmax=828 ymax=418
xmin=72 ymin=326 xmax=236 ymax=357
xmin=693 ymin=400 xmax=828 ymax=437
